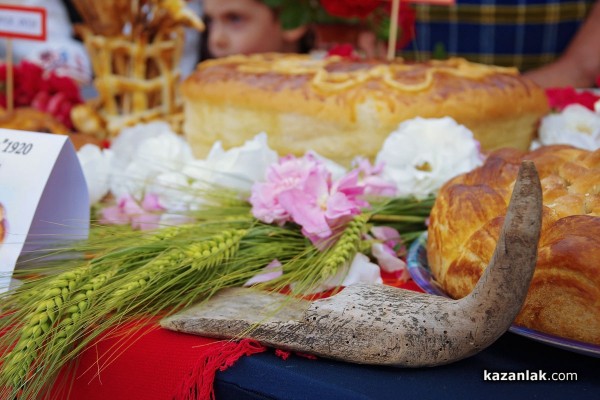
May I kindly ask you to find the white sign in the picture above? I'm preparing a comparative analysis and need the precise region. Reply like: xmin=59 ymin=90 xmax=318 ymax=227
xmin=0 ymin=129 xmax=89 ymax=293
xmin=0 ymin=5 xmax=46 ymax=41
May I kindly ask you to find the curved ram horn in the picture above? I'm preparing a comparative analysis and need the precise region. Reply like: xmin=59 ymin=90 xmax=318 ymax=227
xmin=162 ymin=161 xmax=543 ymax=367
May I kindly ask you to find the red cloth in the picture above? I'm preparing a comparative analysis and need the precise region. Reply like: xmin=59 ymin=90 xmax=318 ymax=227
xmin=52 ymin=323 xmax=225 ymax=400
xmin=175 ymin=339 xmax=267 ymax=400
xmin=47 ymin=282 xmax=423 ymax=399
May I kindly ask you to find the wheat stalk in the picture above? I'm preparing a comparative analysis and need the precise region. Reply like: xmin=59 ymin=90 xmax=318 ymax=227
xmin=319 ymin=214 xmax=370 ymax=280
xmin=1 ymin=266 xmax=88 ymax=389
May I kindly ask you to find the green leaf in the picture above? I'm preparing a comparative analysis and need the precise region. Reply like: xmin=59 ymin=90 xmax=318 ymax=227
xmin=279 ymin=0 xmax=312 ymax=30
xmin=433 ymin=42 xmax=448 ymax=60
xmin=262 ymin=0 xmax=284 ymax=8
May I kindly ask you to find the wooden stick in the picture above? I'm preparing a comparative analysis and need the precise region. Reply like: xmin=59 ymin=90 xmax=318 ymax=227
xmin=387 ymin=0 xmax=401 ymax=60
xmin=6 ymin=39 xmax=14 ymax=112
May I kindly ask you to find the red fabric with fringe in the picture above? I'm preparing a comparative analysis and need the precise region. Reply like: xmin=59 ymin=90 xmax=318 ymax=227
xmin=47 ymin=282 xmax=422 ymax=400
xmin=175 ymin=339 xmax=267 ymax=400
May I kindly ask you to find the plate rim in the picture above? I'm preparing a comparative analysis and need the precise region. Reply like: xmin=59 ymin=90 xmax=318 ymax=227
xmin=407 ymin=231 xmax=600 ymax=358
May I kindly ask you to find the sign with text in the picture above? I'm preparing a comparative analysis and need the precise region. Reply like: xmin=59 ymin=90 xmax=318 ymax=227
xmin=0 ymin=5 xmax=47 ymax=41
xmin=0 ymin=129 xmax=89 ymax=293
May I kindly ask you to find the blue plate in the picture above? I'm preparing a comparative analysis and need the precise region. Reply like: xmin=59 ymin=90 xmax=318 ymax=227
xmin=407 ymin=232 xmax=600 ymax=358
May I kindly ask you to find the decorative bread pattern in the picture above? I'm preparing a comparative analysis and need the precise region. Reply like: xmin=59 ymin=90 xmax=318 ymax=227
xmin=427 ymin=145 xmax=600 ymax=345
xmin=182 ymin=53 xmax=549 ymax=165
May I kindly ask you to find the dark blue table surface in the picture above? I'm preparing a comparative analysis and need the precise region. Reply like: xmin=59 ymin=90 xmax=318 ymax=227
xmin=215 ymin=332 xmax=599 ymax=400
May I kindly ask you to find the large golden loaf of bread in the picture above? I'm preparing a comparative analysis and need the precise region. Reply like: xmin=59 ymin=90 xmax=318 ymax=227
xmin=181 ymin=53 xmax=549 ymax=165
xmin=427 ymin=145 xmax=600 ymax=345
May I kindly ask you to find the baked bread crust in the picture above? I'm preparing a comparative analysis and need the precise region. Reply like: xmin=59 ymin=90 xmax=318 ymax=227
xmin=0 ymin=108 xmax=102 ymax=150
xmin=427 ymin=145 xmax=600 ymax=345
xmin=0 ymin=107 xmax=70 ymax=134
xmin=182 ymin=53 xmax=549 ymax=165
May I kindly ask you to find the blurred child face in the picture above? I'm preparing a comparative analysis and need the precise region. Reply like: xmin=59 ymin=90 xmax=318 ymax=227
xmin=203 ymin=0 xmax=290 ymax=58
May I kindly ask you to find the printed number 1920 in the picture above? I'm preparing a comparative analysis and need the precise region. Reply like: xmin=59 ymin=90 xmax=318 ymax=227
xmin=2 ymin=138 xmax=33 ymax=155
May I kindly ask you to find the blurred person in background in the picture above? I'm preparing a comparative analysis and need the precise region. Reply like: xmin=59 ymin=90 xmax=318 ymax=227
xmin=200 ymin=0 xmax=313 ymax=60
xmin=199 ymin=0 xmax=600 ymax=88
xmin=397 ymin=0 xmax=600 ymax=88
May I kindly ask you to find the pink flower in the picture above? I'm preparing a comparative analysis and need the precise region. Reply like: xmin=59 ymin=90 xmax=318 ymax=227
xmin=370 ymin=226 xmax=410 ymax=281
xmin=250 ymin=154 xmax=371 ymax=245
xmin=100 ymin=195 xmax=138 ymax=226
xmin=280 ymin=169 xmax=366 ymax=240
xmin=250 ymin=154 xmax=324 ymax=225
xmin=244 ymin=259 xmax=283 ymax=286
xmin=353 ymin=157 xmax=397 ymax=197
xmin=100 ymin=193 xmax=165 ymax=231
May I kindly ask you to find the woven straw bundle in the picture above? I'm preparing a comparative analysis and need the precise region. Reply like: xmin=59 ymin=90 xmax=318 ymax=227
xmin=71 ymin=0 xmax=203 ymax=137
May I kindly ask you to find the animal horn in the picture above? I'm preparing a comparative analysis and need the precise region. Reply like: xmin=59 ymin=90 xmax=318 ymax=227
xmin=162 ymin=161 xmax=543 ymax=367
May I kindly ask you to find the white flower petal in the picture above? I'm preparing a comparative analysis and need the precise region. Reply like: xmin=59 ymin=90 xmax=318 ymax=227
xmin=536 ymin=104 xmax=600 ymax=150
xmin=341 ymin=253 xmax=383 ymax=286
xmin=244 ymin=260 xmax=283 ymax=287
xmin=77 ymin=144 xmax=112 ymax=204
xmin=185 ymin=132 xmax=278 ymax=192
xmin=371 ymin=243 xmax=407 ymax=273
xmin=376 ymin=117 xmax=482 ymax=199
xmin=108 ymin=122 xmax=194 ymax=199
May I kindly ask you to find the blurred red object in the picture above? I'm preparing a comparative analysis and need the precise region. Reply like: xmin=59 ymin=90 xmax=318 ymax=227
xmin=545 ymin=87 xmax=600 ymax=111
xmin=0 ymin=61 xmax=83 ymax=129
xmin=326 ymin=43 xmax=361 ymax=60
xmin=383 ymin=0 xmax=416 ymax=49
xmin=320 ymin=0 xmax=381 ymax=18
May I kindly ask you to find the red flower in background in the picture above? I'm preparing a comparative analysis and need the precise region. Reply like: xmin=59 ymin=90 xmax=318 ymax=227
xmin=320 ymin=0 xmax=416 ymax=51
xmin=546 ymin=87 xmax=600 ymax=111
xmin=326 ymin=43 xmax=361 ymax=60
xmin=383 ymin=1 xmax=416 ymax=49
xmin=320 ymin=0 xmax=381 ymax=18
xmin=0 ymin=61 xmax=83 ymax=130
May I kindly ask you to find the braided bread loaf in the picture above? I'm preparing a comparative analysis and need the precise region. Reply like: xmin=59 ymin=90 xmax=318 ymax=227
xmin=427 ymin=145 xmax=600 ymax=345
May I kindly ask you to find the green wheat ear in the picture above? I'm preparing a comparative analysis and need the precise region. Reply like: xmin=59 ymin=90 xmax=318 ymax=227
xmin=319 ymin=214 xmax=370 ymax=280
xmin=0 ymin=266 xmax=88 ymax=389
xmin=109 ymin=228 xmax=247 ymax=304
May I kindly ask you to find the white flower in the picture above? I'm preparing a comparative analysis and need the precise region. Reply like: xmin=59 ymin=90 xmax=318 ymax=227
xmin=77 ymin=144 xmax=112 ymax=204
xmin=376 ymin=117 xmax=483 ymax=199
xmin=148 ymin=172 xmax=195 ymax=212
xmin=109 ymin=122 xmax=194 ymax=198
xmin=535 ymin=104 xmax=600 ymax=150
xmin=109 ymin=121 xmax=169 ymax=169
xmin=182 ymin=132 xmax=278 ymax=193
